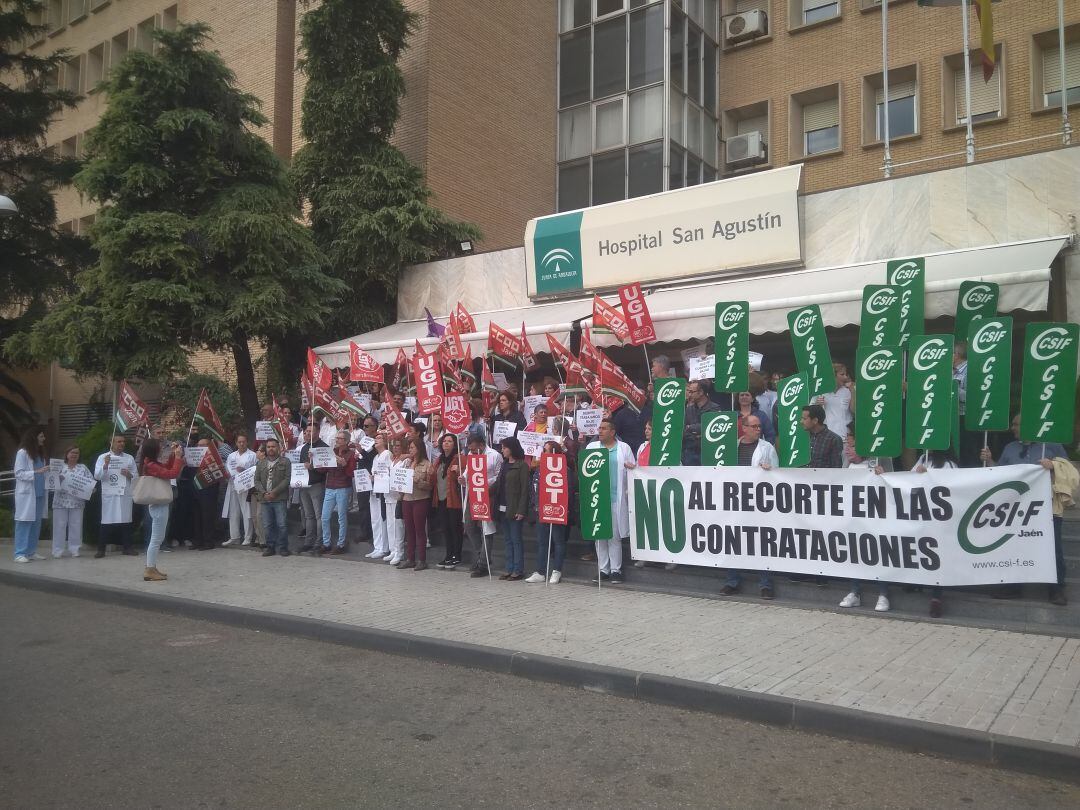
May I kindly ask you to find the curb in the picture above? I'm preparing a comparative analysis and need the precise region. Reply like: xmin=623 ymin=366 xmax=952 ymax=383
xmin=2 ymin=568 xmax=1078 ymax=785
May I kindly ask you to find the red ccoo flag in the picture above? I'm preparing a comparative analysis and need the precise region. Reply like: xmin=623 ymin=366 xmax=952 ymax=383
xmin=592 ymin=296 xmax=631 ymax=343
xmin=452 ymin=302 xmax=477 ymax=335
xmin=520 ymin=323 xmax=539 ymax=373
xmin=193 ymin=388 xmax=225 ymax=442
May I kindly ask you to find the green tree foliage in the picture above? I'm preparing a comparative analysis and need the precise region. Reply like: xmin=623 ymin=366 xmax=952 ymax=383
xmin=286 ymin=0 xmax=479 ymax=375
xmin=10 ymin=24 xmax=346 ymax=427
xmin=0 ymin=1 xmax=92 ymax=441
xmin=160 ymin=372 xmax=243 ymax=434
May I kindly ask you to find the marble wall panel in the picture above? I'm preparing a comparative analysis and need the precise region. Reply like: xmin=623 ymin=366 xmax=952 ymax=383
xmin=1005 ymin=152 xmax=1051 ymax=243
xmin=965 ymin=161 xmax=1010 ymax=246
xmin=854 ymin=181 xmax=897 ymax=261
xmin=802 ymin=186 xmax=859 ymax=267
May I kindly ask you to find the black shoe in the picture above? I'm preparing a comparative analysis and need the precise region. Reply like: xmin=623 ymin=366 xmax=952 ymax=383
xmin=610 ymin=571 xmax=624 ymax=584
xmin=280 ymin=550 xmax=291 ymax=558
xmin=122 ymin=548 xmax=138 ymax=556
xmin=760 ymin=587 xmax=775 ymax=600
xmin=437 ymin=558 xmax=451 ymax=569
xmin=94 ymin=547 xmax=106 ymax=559
xmin=470 ymin=568 xmax=488 ymax=578
xmin=262 ymin=548 xmax=276 ymax=557
xmin=593 ymin=572 xmax=611 ymax=583
xmin=299 ymin=545 xmax=314 ymax=554
xmin=721 ymin=585 xmax=738 ymax=596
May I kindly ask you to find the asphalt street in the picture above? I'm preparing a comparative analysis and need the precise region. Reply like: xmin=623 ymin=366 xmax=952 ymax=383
xmin=2 ymin=584 xmax=1078 ymax=810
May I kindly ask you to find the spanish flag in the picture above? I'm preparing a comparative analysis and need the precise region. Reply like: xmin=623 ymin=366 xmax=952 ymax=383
xmin=918 ymin=1 xmax=996 ymax=81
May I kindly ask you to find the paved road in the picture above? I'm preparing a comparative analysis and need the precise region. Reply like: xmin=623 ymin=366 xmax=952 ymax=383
xmin=2 ymin=585 xmax=1078 ymax=809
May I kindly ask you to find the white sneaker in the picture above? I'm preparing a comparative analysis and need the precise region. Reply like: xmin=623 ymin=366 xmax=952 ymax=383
xmin=222 ymin=538 xmax=237 ymax=546
xmin=549 ymin=570 xmax=562 ymax=584
xmin=387 ymin=555 xmax=401 ymax=565
xmin=52 ymin=553 xmax=63 ymax=559
xmin=241 ymin=539 xmax=252 ymax=546
xmin=875 ymin=595 xmax=891 ymax=612
xmin=71 ymin=549 xmax=81 ymax=558
xmin=839 ymin=592 xmax=861 ymax=608
xmin=30 ymin=554 xmax=46 ymax=561
xmin=364 ymin=550 xmax=380 ymax=558
xmin=524 ymin=572 xmax=545 ymax=583
xmin=14 ymin=555 xmax=30 ymax=564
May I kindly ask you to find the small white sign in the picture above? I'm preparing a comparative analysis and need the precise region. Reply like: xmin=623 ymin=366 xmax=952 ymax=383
xmin=518 ymin=432 xmax=560 ymax=458
xmin=680 ymin=343 xmax=709 ymax=369
xmin=353 ymin=469 xmax=373 ymax=493
xmin=688 ymin=354 xmax=716 ymax=382
xmin=45 ymin=458 xmax=63 ymax=491
xmin=309 ymin=446 xmax=337 ymax=469
xmin=358 ymin=436 xmax=375 ymax=452
xmin=492 ymin=372 xmax=509 ymax=391
xmin=319 ymin=421 xmax=338 ymax=447
xmin=290 ymin=463 xmax=309 ymax=488
xmin=748 ymin=350 xmax=763 ymax=372
xmin=284 ymin=448 xmax=302 ymax=464
xmin=523 ymin=395 xmax=545 ymax=423
xmin=389 ymin=466 xmax=414 ymax=494
xmin=233 ymin=466 xmax=257 ymax=493
xmin=60 ymin=465 xmax=97 ymax=501
xmin=575 ymin=408 xmax=603 ymax=436
xmin=255 ymin=421 xmax=275 ymax=440
xmin=404 ymin=396 xmax=418 ymax=413
xmin=184 ymin=446 xmax=208 ymax=468
xmin=101 ymin=468 xmax=128 ymax=497
xmin=492 ymin=421 xmax=517 ymax=444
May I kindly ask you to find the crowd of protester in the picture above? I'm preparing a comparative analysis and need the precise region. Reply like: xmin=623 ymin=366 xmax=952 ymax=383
xmin=9 ymin=342 xmax=1075 ymax=615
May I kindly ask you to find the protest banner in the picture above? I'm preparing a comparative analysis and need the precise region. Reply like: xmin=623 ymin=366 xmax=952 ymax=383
xmin=788 ymin=305 xmax=835 ymax=397
xmin=441 ymin=393 xmax=470 ymax=434
xmin=353 ymin=469 xmax=373 ymax=493
xmin=577 ymin=448 xmax=613 ymax=541
xmin=390 ymin=466 xmax=414 ymax=494
xmin=575 ymin=408 xmax=603 ymax=437
xmin=290 ymin=463 xmax=309 ymax=488
xmin=701 ymin=412 xmax=738 ymax=467
xmin=520 ymin=324 xmax=540 ymax=373
xmin=628 ymin=464 xmax=1057 ymax=586
xmin=309 ymin=446 xmax=337 ymax=469
xmin=776 ymin=373 xmax=809 ymax=468
xmin=649 ymin=378 xmax=686 ymax=467
xmin=713 ymin=302 xmax=749 ymax=393
xmin=307 ymin=347 xmax=332 ymax=391
xmin=887 ymin=257 xmax=925 ymax=347
xmin=465 ymin=454 xmax=491 ymax=520
xmin=412 ymin=342 xmax=444 ymax=415
xmin=255 ymin=421 xmax=275 ymax=441
xmin=372 ymin=456 xmax=391 ymax=494
xmin=592 ymin=295 xmax=630 ymax=343
xmin=687 ymin=354 xmax=715 ymax=382
xmin=380 ymin=394 xmax=411 ymax=440
xmin=115 ymin=381 xmax=150 ymax=433
xmin=1020 ymin=322 xmax=1079 ymax=443
xmin=492 ymin=420 xmax=517 ymax=444
xmin=349 ymin=341 xmax=384 ymax=383
xmin=193 ymin=388 xmax=225 ymax=442
xmin=538 ymin=453 xmax=570 ymax=524
xmin=45 ymin=458 xmax=63 ymax=491
xmin=618 ymin=282 xmax=656 ymax=345
xmin=232 ymin=466 xmax=256 ymax=493
xmin=194 ymin=443 xmax=228 ymax=490
xmin=337 ymin=387 xmax=371 ymax=420
xmin=60 ymin=465 xmax=96 ymax=501
xmin=954 ymin=281 xmax=998 ymax=341
xmin=184 ymin=446 xmax=208 ymax=468
xmin=854 ymin=346 xmax=903 ymax=458
xmin=965 ymin=316 xmax=1012 ymax=432
xmin=858 ymin=285 xmax=902 ymax=349
xmin=906 ymin=335 xmax=954 ymax=450
xmin=487 ymin=322 xmax=521 ymax=369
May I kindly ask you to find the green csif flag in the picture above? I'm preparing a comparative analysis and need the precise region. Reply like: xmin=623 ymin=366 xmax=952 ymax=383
xmin=650 ymin=377 xmax=686 ymax=467
xmin=713 ymin=302 xmax=749 ymax=392
xmin=776 ymin=373 xmax=810 ymax=468
xmin=578 ymin=448 xmax=614 ymax=541
xmin=701 ymin=411 xmax=738 ymax=467
xmin=788 ymin=305 xmax=835 ymax=397
xmin=954 ymin=281 xmax=998 ymax=341
xmin=859 ymin=285 xmax=902 ymax=349
xmin=886 ymin=257 xmax=924 ymax=347
xmin=1019 ymin=323 xmax=1079 ymax=444
xmin=854 ymin=345 xmax=903 ymax=458
xmin=965 ymin=315 xmax=1012 ymax=431
xmin=906 ymin=334 xmax=954 ymax=450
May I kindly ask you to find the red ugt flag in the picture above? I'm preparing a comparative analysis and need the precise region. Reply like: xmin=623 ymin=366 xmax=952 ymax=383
xmin=618 ymin=282 xmax=657 ymax=345
xmin=307 ymin=348 xmax=332 ymax=392
xmin=412 ymin=340 xmax=444 ymax=415
xmin=349 ymin=342 xmax=383 ymax=384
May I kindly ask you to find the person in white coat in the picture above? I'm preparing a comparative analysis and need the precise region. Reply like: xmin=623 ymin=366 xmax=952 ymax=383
xmin=586 ymin=418 xmax=635 ymax=583
xmin=383 ymin=437 xmax=408 ymax=565
xmin=13 ymin=427 xmax=48 ymax=563
xmin=222 ymin=431 xmax=257 ymax=546
xmin=721 ymin=415 xmax=779 ymax=599
xmin=366 ymin=434 xmax=391 ymax=559
xmin=52 ymin=445 xmax=93 ymax=557
xmin=94 ymin=434 xmax=139 ymax=557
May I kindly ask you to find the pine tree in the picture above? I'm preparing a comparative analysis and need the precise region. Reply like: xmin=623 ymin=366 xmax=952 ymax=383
xmin=287 ymin=0 xmax=479 ymax=374
xmin=11 ymin=23 xmax=346 ymax=426
xmin=0 ymin=0 xmax=91 ymax=440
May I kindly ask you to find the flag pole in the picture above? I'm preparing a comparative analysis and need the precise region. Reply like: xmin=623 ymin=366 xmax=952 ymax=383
xmin=109 ymin=379 xmax=119 ymax=445
xmin=1058 ymin=0 xmax=1073 ymax=145
xmin=881 ymin=0 xmax=893 ymax=177
xmin=185 ymin=390 xmax=199 ymax=445
xmin=961 ymin=0 xmax=976 ymax=163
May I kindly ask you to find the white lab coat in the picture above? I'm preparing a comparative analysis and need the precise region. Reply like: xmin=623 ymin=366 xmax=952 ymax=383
xmin=222 ymin=448 xmax=257 ymax=519
xmin=749 ymin=439 xmax=779 ymax=469
xmin=13 ymin=449 xmax=43 ymax=522
xmin=94 ymin=451 xmax=138 ymax=524
xmin=586 ymin=439 xmax=635 ymax=540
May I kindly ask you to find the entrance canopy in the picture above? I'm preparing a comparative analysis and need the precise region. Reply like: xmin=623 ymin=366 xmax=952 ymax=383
xmin=315 ymin=235 xmax=1069 ymax=367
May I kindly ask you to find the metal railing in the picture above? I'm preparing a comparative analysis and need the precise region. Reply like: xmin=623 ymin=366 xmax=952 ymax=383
xmin=0 ymin=469 xmax=14 ymax=498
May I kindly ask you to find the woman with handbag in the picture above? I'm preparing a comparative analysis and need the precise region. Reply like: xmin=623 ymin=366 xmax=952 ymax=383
xmin=135 ymin=438 xmax=184 ymax=582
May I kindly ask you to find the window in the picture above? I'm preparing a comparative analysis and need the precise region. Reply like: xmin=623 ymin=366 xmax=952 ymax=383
xmin=559 ymin=30 xmax=590 ymax=108
xmin=593 ymin=15 xmax=626 ymax=98
xmin=686 ymin=103 xmax=703 ymax=156
xmin=687 ymin=26 xmax=702 ymax=103
xmin=60 ymin=136 xmax=78 ymax=158
xmin=111 ymin=31 xmax=130 ymax=70
xmin=629 ymin=4 xmax=663 ymax=89
xmin=670 ymin=7 xmax=685 ymax=90
xmin=669 ymin=144 xmax=686 ymax=190
xmin=161 ymin=5 xmax=179 ymax=32
xmin=558 ymin=161 xmax=590 ymax=211
xmin=560 ymin=0 xmax=591 ymax=31
xmin=628 ymin=142 xmax=663 ymax=198
xmin=559 ymin=106 xmax=591 ymax=161
xmin=736 ymin=113 xmax=768 ymax=137
xmin=802 ymin=0 xmax=838 ymax=25
xmin=592 ymin=150 xmax=626 ymax=205
xmin=1041 ymin=40 xmax=1080 ymax=108
xmin=68 ymin=0 xmax=88 ymax=23
xmin=596 ymin=0 xmax=625 ymax=18
xmin=875 ymin=81 xmax=916 ymax=139
xmin=629 ymin=85 xmax=663 ymax=143
xmin=47 ymin=0 xmax=64 ymax=33
xmin=86 ymin=43 xmax=105 ymax=91
xmin=703 ymin=39 xmax=717 ymax=115
xmin=670 ymin=92 xmax=685 ymax=145
xmin=953 ymin=56 xmax=1001 ymax=124
xmin=804 ymin=99 xmax=839 ymax=153
xmin=135 ymin=17 xmax=156 ymax=53
xmin=594 ymin=97 xmax=626 ymax=150
xmin=63 ymin=55 xmax=82 ymax=94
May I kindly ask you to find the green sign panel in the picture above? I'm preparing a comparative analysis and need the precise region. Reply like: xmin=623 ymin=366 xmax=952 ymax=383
xmin=854 ymin=345 xmax=903 ymax=458
xmin=951 ymin=380 xmax=961 ymax=457
xmin=906 ymin=334 xmax=955 ymax=450
xmin=886 ymin=257 xmax=925 ymax=347
xmin=713 ymin=302 xmax=749 ymax=393
xmin=954 ymin=281 xmax=998 ymax=341
xmin=776 ymin=373 xmax=810 ymax=468
xmin=788 ymin=304 xmax=835 ymax=397
xmin=966 ymin=315 xmax=1012 ymax=432
xmin=701 ymin=411 xmax=738 ymax=467
xmin=859 ymin=285 xmax=902 ymax=349
xmin=578 ymin=448 xmax=613 ymax=541
xmin=532 ymin=212 xmax=584 ymax=295
xmin=650 ymin=378 xmax=686 ymax=467
xmin=1019 ymin=322 xmax=1079 ymax=444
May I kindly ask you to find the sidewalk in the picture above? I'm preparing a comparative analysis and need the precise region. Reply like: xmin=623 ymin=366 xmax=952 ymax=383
xmin=2 ymin=546 xmax=1078 ymax=780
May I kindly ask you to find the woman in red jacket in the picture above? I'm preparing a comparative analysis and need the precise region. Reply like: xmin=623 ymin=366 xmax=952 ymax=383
xmin=139 ymin=438 xmax=184 ymax=582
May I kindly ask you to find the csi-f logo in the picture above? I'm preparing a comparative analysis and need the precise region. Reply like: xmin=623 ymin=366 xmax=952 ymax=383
xmin=913 ymin=338 xmax=950 ymax=371
xmin=961 ymin=284 xmax=995 ymax=312
xmin=581 ymin=453 xmax=605 ymax=479
xmin=779 ymin=378 xmax=806 ymax=407
xmin=716 ymin=304 xmax=746 ymax=330
xmin=865 ymin=288 xmax=898 ymax=315
xmin=860 ymin=350 xmax=898 ymax=382
xmin=1030 ymin=326 xmax=1075 ymax=361
xmin=704 ymin=416 xmax=734 ymax=443
xmin=958 ymin=481 xmax=1044 ymax=554
xmin=971 ymin=320 xmax=1008 ymax=354
xmin=889 ymin=259 xmax=922 ymax=286
xmin=655 ymin=380 xmax=682 ymax=408
xmin=791 ymin=308 xmax=817 ymax=338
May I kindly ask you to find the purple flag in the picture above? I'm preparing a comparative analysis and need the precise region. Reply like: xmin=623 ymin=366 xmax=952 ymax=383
xmin=425 ymin=308 xmax=446 ymax=338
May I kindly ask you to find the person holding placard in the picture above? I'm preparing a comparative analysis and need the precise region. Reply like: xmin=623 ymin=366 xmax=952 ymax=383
xmin=94 ymin=434 xmax=139 ymax=558
xmin=433 ymin=434 xmax=464 ymax=569
xmin=367 ymin=434 xmax=392 ymax=559
xmin=192 ymin=439 xmax=221 ymax=551
xmin=682 ymin=381 xmax=719 ymax=466
xmin=138 ymin=438 xmax=185 ymax=581
xmin=491 ymin=391 xmax=526 ymax=437
xmin=12 ymin=427 xmax=49 ymax=563
xmin=525 ymin=441 xmax=575 ymax=584
xmin=223 ymin=431 xmax=257 ymax=547
xmin=255 ymin=438 xmax=291 ymax=557
xmin=319 ymin=431 xmax=357 ymax=555
xmin=353 ymin=415 xmax=379 ymax=548
xmin=51 ymin=446 xmax=93 ymax=558
xmin=586 ymin=419 xmax=635 ymax=584
xmin=399 ymin=438 xmax=434 ymax=570
xmin=383 ymin=438 xmax=408 ymax=565
xmin=494 ymin=437 xmax=530 ymax=581
xmin=296 ymin=426 xmax=327 ymax=554
xmin=464 ymin=433 xmax=503 ymax=578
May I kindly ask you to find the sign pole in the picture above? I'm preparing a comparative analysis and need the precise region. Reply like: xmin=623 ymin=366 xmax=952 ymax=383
xmin=982 ymin=431 xmax=989 ymax=467
xmin=545 ymin=527 xmax=553 ymax=588
xmin=109 ymin=380 xmax=119 ymax=445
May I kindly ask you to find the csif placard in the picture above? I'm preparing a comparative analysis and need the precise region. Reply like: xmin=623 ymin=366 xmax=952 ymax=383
xmin=578 ymin=448 xmax=614 ymax=540
xmin=886 ymin=257 xmax=925 ymax=347
xmin=701 ymin=411 xmax=738 ymax=467
xmin=713 ymin=301 xmax=749 ymax=392
xmin=788 ymin=305 xmax=835 ymax=397
xmin=965 ymin=315 xmax=1012 ymax=432
xmin=1019 ymin=323 xmax=1079 ymax=443
xmin=650 ymin=378 xmax=686 ymax=466
xmin=859 ymin=285 xmax=902 ymax=348
xmin=854 ymin=345 xmax=903 ymax=458
xmin=776 ymin=373 xmax=810 ymax=468
xmin=905 ymin=334 xmax=954 ymax=450
xmin=954 ymin=281 xmax=998 ymax=341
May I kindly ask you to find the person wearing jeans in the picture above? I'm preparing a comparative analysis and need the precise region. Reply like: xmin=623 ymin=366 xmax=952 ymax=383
xmin=296 ymin=426 xmax=327 ymax=553
xmin=255 ymin=438 xmax=291 ymax=557
xmin=525 ymin=441 xmax=574 ymax=584
xmin=398 ymin=437 xmax=433 ymax=570
xmin=12 ymin=427 xmax=48 ymax=563
xmin=138 ymin=439 xmax=184 ymax=581
xmin=495 ymin=437 xmax=530 ymax=581
xmin=320 ymin=431 xmax=356 ymax=555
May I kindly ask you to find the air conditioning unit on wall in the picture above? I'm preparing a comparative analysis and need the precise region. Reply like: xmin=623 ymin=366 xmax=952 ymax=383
xmin=726 ymin=10 xmax=768 ymax=44
xmin=725 ymin=131 xmax=767 ymax=168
